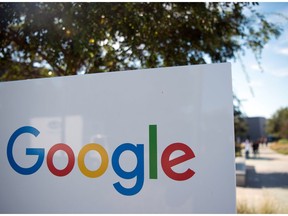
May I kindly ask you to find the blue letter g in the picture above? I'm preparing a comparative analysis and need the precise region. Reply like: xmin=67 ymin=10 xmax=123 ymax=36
xmin=7 ymin=126 xmax=44 ymax=175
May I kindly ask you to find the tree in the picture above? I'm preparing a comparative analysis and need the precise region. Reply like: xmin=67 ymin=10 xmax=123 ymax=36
xmin=233 ymin=96 xmax=248 ymax=141
xmin=0 ymin=2 xmax=282 ymax=81
xmin=267 ymin=107 xmax=288 ymax=139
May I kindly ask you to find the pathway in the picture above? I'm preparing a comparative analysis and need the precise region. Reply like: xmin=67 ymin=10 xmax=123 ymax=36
xmin=236 ymin=144 xmax=288 ymax=213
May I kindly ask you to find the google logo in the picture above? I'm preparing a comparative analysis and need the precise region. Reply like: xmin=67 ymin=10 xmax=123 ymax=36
xmin=7 ymin=125 xmax=196 ymax=196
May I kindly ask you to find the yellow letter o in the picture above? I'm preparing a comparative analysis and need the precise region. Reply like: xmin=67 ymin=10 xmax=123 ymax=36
xmin=78 ymin=143 xmax=108 ymax=178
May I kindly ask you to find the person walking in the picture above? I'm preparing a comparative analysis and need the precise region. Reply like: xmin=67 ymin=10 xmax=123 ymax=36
xmin=252 ymin=139 xmax=260 ymax=158
xmin=244 ymin=139 xmax=251 ymax=159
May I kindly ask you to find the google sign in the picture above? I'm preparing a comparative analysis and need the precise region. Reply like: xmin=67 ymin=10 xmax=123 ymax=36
xmin=0 ymin=64 xmax=236 ymax=213
xmin=7 ymin=125 xmax=195 ymax=196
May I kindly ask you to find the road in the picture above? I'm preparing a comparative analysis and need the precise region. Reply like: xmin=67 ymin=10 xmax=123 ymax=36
xmin=236 ymin=144 xmax=288 ymax=213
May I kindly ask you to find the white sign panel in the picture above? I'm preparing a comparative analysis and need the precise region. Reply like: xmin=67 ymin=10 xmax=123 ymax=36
xmin=0 ymin=63 xmax=235 ymax=213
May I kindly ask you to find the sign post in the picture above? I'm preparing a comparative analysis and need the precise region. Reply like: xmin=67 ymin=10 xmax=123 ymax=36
xmin=0 ymin=63 xmax=236 ymax=213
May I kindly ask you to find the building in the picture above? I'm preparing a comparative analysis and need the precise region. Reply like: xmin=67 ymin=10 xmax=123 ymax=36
xmin=244 ymin=117 xmax=267 ymax=141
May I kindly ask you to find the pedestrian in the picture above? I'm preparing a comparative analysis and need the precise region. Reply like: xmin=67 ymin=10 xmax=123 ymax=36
xmin=244 ymin=139 xmax=250 ymax=159
xmin=252 ymin=139 xmax=259 ymax=158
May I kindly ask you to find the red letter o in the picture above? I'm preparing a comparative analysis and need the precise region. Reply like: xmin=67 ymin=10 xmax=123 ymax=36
xmin=47 ymin=143 xmax=75 ymax=177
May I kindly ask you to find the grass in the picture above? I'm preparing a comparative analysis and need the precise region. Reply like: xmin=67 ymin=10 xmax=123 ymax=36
xmin=237 ymin=196 xmax=283 ymax=214
xmin=237 ymin=200 xmax=256 ymax=214
xmin=270 ymin=139 xmax=288 ymax=155
xmin=278 ymin=138 xmax=288 ymax=144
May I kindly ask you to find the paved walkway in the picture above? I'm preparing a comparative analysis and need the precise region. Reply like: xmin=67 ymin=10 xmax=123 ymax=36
xmin=236 ymin=144 xmax=288 ymax=213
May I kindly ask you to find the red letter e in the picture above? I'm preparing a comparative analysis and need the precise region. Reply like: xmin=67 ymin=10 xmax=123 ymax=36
xmin=161 ymin=143 xmax=195 ymax=181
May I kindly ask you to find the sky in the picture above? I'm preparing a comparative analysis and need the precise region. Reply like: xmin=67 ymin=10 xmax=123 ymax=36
xmin=230 ymin=2 xmax=288 ymax=119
